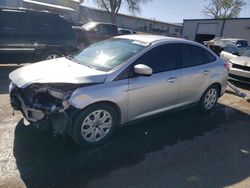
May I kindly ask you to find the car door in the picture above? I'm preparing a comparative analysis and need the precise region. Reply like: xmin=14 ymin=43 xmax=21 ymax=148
xmin=128 ymin=44 xmax=181 ymax=121
xmin=178 ymin=44 xmax=214 ymax=105
xmin=0 ymin=10 xmax=34 ymax=55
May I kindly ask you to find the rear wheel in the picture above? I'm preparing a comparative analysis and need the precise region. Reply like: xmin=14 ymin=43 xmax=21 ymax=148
xmin=70 ymin=104 xmax=118 ymax=147
xmin=199 ymin=85 xmax=219 ymax=113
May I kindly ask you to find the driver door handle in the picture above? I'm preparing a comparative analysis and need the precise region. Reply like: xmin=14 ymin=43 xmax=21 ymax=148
xmin=167 ymin=77 xmax=177 ymax=83
xmin=203 ymin=70 xmax=210 ymax=75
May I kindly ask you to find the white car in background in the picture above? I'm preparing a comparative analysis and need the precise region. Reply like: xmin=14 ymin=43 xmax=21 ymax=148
xmin=221 ymin=50 xmax=250 ymax=84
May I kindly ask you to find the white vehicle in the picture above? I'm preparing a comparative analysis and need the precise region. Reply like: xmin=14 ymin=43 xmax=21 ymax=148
xmin=221 ymin=50 xmax=250 ymax=84
xmin=220 ymin=38 xmax=249 ymax=55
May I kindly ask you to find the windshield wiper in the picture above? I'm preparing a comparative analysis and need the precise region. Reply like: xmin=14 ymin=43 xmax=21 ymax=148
xmin=67 ymin=56 xmax=97 ymax=70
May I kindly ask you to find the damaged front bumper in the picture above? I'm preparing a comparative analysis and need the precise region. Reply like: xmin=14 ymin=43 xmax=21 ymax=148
xmin=10 ymin=84 xmax=74 ymax=135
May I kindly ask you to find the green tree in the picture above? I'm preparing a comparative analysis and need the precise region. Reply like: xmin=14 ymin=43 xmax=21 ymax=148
xmin=203 ymin=0 xmax=246 ymax=18
xmin=94 ymin=0 xmax=151 ymax=23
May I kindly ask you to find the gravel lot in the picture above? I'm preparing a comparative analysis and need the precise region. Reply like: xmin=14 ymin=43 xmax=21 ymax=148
xmin=0 ymin=64 xmax=250 ymax=188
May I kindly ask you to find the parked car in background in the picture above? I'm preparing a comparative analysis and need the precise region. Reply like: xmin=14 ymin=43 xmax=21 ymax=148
xmin=209 ymin=40 xmax=240 ymax=56
xmin=222 ymin=38 xmax=249 ymax=55
xmin=0 ymin=7 xmax=77 ymax=63
xmin=209 ymin=38 xmax=249 ymax=56
xmin=221 ymin=50 xmax=250 ymax=84
xmin=203 ymin=37 xmax=223 ymax=47
xmin=73 ymin=22 xmax=118 ymax=49
xmin=118 ymin=28 xmax=137 ymax=35
xmin=9 ymin=35 xmax=228 ymax=147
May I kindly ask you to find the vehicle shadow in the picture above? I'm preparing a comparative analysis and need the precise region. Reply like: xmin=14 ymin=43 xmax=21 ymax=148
xmin=13 ymin=105 xmax=250 ymax=188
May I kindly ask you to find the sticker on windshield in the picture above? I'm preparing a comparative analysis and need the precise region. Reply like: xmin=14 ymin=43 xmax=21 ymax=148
xmin=132 ymin=41 xmax=149 ymax=46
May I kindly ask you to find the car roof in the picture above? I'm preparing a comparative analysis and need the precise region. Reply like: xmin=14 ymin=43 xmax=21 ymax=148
xmin=0 ymin=7 xmax=60 ymax=17
xmin=115 ymin=34 xmax=187 ymax=44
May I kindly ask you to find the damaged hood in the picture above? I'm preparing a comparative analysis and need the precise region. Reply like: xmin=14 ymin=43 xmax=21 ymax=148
xmin=9 ymin=57 xmax=107 ymax=88
xmin=231 ymin=56 xmax=250 ymax=67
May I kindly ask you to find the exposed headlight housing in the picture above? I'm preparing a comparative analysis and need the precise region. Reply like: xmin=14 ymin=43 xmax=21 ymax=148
xmin=9 ymin=82 xmax=16 ymax=93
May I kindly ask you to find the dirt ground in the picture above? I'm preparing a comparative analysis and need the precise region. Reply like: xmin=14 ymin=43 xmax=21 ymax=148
xmin=0 ymin=64 xmax=250 ymax=188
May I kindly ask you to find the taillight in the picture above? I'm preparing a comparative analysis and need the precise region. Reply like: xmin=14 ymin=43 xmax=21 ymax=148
xmin=224 ymin=63 xmax=230 ymax=71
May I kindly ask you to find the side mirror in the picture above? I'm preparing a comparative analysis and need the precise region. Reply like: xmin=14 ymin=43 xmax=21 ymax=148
xmin=134 ymin=64 xmax=153 ymax=76
xmin=236 ymin=44 xmax=242 ymax=48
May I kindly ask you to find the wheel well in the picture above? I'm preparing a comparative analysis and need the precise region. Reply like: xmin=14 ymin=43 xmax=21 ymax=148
xmin=200 ymin=83 xmax=222 ymax=103
xmin=67 ymin=101 xmax=122 ymax=135
xmin=210 ymin=83 xmax=222 ymax=96
xmin=79 ymin=101 xmax=122 ymax=124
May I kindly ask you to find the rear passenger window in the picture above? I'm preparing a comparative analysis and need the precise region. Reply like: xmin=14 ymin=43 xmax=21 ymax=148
xmin=31 ymin=14 xmax=60 ymax=34
xmin=180 ymin=44 xmax=204 ymax=68
xmin=202 ymin=49 xmax=216 ymax=63
xmin=30 ymin=13 xmax=74 ymax=38
xmin=134 ymin=44 xmax=179 ymax=73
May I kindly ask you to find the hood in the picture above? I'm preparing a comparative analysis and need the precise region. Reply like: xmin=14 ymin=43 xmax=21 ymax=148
xmin=9 ymin=57 xmax=107 ymax=88
xmin=231 ymin=56 xmax=250 ymax=67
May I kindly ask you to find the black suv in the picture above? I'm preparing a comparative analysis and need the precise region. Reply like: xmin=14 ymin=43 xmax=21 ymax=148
xmin=0 ymin=8 xmax=76 ymax=63
xmin=73 ymin=22 xmax=118 ymax=48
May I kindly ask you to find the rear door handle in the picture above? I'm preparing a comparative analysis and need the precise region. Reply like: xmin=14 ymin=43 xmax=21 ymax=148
xmin=167 ymin=77 xmax=177 ymax=83
xmin=203 ymin=70 xmax=210 ymax=75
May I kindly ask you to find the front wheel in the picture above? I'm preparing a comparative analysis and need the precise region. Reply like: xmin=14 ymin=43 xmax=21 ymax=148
xmin=70 ymin=104 xmax=118 ymax=147
xmin=199 ymin=85 xmax=219 ymax=113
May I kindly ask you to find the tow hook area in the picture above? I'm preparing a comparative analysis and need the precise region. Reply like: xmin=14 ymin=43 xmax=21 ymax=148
xmin=227 ymin=81 xmax=250 ymax=102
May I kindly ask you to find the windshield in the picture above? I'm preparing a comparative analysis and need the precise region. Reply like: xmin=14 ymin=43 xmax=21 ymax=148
xmin=70 ymin=38 xmax=148 ymax=71
xmin=241 ymin=50 xmax=250 ymax=57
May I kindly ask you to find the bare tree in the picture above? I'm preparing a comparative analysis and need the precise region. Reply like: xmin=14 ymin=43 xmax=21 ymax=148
xmin=94 ymin=0 xmax=151 ymax=23
xmin=203 ymin=0 xmax=246 ymax=19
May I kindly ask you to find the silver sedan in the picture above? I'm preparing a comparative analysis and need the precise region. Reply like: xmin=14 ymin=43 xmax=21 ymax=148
xmin=9 ymin=35 xmax=228 ymax=147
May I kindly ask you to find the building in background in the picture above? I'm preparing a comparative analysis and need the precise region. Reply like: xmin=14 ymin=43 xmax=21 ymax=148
xmin=0 ymin=0 xmax=182 ymax=35
xmin=80 ymin=6 xmax=182 ymax=37
xmin=182 ymin=18 xmax=250 ymax=44
xmin=0 ymin=0 xmax=81 ymax=23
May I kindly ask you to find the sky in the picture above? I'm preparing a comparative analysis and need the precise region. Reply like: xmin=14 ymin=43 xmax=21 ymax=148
xmin=82 ymin=0 xmax=250 ymax=23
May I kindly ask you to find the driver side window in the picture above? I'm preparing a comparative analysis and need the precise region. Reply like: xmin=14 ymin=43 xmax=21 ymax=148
xmin=115 ymin=44 xmax=179 ymax=80
xmin=133 ymin=44 xmax=179 ymax=73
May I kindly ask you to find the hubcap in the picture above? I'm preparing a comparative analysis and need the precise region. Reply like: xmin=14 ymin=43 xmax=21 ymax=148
xmin=204 ymin=88 xmax=218 ymax=110
xmin=81 ymin=110 xmax=112 ymax=143
xmin=46 ymin=54 xmax=59 ymax=60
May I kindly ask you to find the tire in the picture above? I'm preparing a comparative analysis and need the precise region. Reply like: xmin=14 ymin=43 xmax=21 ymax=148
xmin=70 ymin=104 xmax=118 ymax=147
xmin=199 ymin=85 xmax=219 ymax=113
xmin=41 ymin=50 xmax=63 ymax=60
